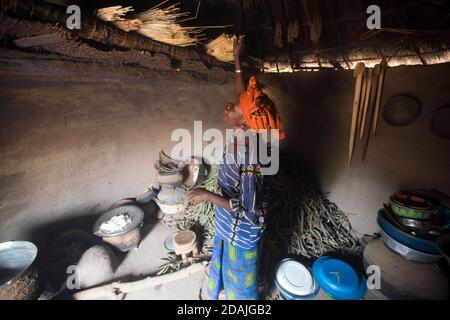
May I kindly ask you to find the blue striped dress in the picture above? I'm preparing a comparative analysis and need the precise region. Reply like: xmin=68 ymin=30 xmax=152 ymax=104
xmin=207 ymin=137 xmax=269 ymax=300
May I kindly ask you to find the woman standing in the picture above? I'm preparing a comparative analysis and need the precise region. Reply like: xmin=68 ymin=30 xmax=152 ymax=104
xmin=187 ymin=37 xmax=285 ymax=300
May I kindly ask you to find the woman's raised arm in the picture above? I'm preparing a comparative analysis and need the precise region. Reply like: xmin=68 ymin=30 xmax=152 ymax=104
xmin=234 ymin=35 xmax=246 ymax=96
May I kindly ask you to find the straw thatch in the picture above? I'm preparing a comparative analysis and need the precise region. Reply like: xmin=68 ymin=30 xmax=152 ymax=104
xmin=96 ymin=5 xmax=133 ymax=22
xmin=302 ymin=0 xmax=322 ymax=44
xmin=0 ymin=0 xmax=233 ymax=71
xmin=263 ymin=35 xmax=450 ymax=72
xmin=238 ymin=0 xmax=450 ymax=71
xmin=206 ymin=33 xmax=236 ymax=63
xmin=134 ymin=3 xmax=205 ymax=47
xmin=96 ymin=6 xmax=142 ymax=32
xmin=1 ymin=0 xmax=449 ymax=72
xmin=95 ymin=3 xmax=205 ymax=47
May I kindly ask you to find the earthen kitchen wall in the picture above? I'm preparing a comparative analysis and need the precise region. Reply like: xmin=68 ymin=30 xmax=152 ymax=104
xmin=261 ymin=63 xmax=450 ymax=235
xmin=1 ymin=54 xmax=449 ymax=243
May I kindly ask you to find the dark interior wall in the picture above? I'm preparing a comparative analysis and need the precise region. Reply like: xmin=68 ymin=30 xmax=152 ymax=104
xmin=0 ymin=54 xmax=449 ymax=242
xmin=259 ymin=63 xmax=450 ymax=234
xmin=0 ymin=57 xmax=232 ymax=242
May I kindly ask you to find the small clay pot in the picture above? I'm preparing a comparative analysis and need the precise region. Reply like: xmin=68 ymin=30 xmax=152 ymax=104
xmin=173 ymin=230 xmax=198 ymax=259
xmin=102 ymin=227 xmax=142 ymax=252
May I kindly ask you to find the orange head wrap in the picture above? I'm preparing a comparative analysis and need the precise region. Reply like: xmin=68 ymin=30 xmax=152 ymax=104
xmin=239 ymin=76 xmax=286 ymax=140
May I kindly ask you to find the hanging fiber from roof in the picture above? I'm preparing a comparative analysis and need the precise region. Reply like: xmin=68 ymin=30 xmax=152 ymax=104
xmin=96 ymin=6 xmax=142 ymax=32
xmin=273 ymin=22 xmax=284 ymax=49
xmin=206 ymin=33 xmax=236 ymax=62
xmin=302 ymin=0 xmax=322 ymax=44
xmin=287 ymin=20 xmax=300 ymax=44
xmin=95 ymin=2 xmax=205 ymax=47
xmin=134 ymin=2 xmax=205 ymax=47
xmin=96 ymin=5 xmax=134 ymax=22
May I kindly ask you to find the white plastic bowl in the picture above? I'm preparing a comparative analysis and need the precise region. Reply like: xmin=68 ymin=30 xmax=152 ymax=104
xmin=275 ymin=259 xmax=319 ymax=298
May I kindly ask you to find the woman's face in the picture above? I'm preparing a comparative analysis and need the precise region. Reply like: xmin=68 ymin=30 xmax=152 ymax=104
xmin=223 ymin=102 xmax=244 ymax=128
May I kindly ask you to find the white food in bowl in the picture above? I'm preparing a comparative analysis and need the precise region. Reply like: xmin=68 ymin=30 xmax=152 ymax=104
xmin=99 ymin=213 xmax=132 ymax=234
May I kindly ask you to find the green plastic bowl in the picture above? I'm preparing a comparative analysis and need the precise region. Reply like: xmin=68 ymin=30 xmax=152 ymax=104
xmin=390 ymin=200 xmax=434 ymax=220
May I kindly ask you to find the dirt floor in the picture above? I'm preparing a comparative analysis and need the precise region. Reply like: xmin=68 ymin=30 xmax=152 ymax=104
xmin=74 ymin=220 xmax=206 ymax=300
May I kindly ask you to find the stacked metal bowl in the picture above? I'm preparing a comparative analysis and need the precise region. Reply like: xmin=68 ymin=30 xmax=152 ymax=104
xmin=390 ymin=193 xmax=435 ymax=221
xmin=378 ymin=191 xmax=448 ymax=263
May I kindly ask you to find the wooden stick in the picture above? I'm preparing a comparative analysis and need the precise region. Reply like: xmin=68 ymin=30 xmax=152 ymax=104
xmin=72 ymin=262 xmax=207 ymax=300
xmin=362 ymin=64 xmax=381 ymax=161
xmin=359 ymin=68 xmax=373 ymax=141
xmin=372 ymin=60 xmax=388 ymax=135
xmin=348 ymin=62 xmax=365 ymax=166
xmin=357 ymin=69 xmax=368 ymax=132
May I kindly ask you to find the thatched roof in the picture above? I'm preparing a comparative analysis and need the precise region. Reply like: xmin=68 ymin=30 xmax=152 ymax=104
xmin=235 ymin=0 xmax=450 ymax=71
xmin=0 ymin=0 xmax=449 ymax=73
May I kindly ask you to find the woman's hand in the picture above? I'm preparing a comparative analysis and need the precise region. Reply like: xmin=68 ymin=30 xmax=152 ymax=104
xmin=188 ymin=188 xmax=211 ymax=205
xmin=233 ymin=35 xmax=245 ymax=59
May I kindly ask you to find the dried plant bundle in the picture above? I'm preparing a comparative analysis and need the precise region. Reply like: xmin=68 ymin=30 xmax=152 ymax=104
xmin=134 ymin=3 xmax=205 ymax=47
xmin=302 ymin=0 xmax=322 ymax=44
xmin=206 ymin=33 xmax=236 ymax=62
xmin=96 ymin=6 xmax=134 ymax=22
xmin=96 ymin=5 xmax=142 ymax=32
xmin=113 ymin=19 xmax=143 ymax=32
xmin=96 ymin=3 xmax=205 ymax=46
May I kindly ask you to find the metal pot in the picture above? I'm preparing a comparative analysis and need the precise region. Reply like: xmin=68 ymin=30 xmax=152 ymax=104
xmin=0 ymin=241 xmax=42 ymax=300
xmin=390 ymin=199 xmax=434 ymax=220
xmin=379 ymin=228 xmax=441 ymax=264
xmin=436 ymin=233 xmax=450 ymax=265
xmin=394 ymin=215 xmax=433 ymax=231
xmin=0 ymin=241 xmax=37 ymax=287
